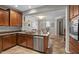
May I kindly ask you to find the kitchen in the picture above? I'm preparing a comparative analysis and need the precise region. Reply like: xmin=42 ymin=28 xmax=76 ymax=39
xmin=0 ymin=5 xmax=78 ymax=54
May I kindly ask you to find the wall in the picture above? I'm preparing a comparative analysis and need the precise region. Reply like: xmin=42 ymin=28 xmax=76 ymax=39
xmin=22 ymin=8 xmax=65 ymax=35
xmin=22 ymin=15 xmax=38 ymax=31
xmin=0 ymin=26 xmax=21 ymax=32
xmin=65 ymin=6 xmax=70 ymax=53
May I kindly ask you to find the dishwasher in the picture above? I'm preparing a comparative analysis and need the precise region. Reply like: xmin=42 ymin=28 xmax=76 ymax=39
xmin=33 ymin=36 xmax=44 ymax=52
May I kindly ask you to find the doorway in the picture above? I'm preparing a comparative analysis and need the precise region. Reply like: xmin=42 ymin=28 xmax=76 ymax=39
xmin=57 ymin=19 xmax=64 ymax=36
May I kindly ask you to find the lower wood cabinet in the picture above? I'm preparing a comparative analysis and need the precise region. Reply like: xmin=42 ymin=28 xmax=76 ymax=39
xmin=17 ymin=34 xmax=26 ymax=47
xmin=0 ymin=33 xmax=49 ymax=53
xmin=17 ymin=34 xmax=33 ymax=49
xmin=0 ymin=38 xmax=2 ymax=52
xmin=26 ymin=35 xmax=33 ymax=48
xmin=2 ymin=34 xmax=16 ymax=50
xmin=69 ymin=36 xmax=79 ymax=53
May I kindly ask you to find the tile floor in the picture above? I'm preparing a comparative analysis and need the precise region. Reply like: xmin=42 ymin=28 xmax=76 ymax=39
xmin=52 ymin=35 xmax=65 ymax=54
xmin=1 ymin=46 xmax=40 ymax=54
xmin=1 ymin=35 xmax=65 ymax=54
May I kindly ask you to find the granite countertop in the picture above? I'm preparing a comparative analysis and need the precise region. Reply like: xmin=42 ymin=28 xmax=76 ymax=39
xmin=17 ymin=31 xmax=50 ymax=36
xmin=0 ymin=31 xmax=50 ymax=36
xmin=70 ymin=33 xmax=78 ymax=40
xmin=0 ymin=32 xmax=16 ymax=36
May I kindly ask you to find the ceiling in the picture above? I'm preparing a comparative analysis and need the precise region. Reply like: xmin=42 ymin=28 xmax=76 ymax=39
xmin=0 ymin=5 xmax=66 ymax=19
xmin=0 ymin=5 xmax=43 ymax=12
xmin=23 ymin=5 xmax=66 ymax=15
xmin=0 ymin=5 xmax=66 ymax=13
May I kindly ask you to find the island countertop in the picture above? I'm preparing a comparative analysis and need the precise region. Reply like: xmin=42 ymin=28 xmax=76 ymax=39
xmin=0 ymin=31 xmax=50 ymax=37
xmin=17 ymin=31 xmax=50 ymax=37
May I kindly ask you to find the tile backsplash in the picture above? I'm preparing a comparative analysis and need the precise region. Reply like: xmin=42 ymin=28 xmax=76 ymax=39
xmin=0 ymin=26 xmax=21 ymax=32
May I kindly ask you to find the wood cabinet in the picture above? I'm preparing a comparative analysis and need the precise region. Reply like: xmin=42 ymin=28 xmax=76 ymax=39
xmin=73 ymin=5 xmax=79 ymax=17
xmin=69 ymin=5 xmax=74 ymax=20
xmin=0 ymin=9 xmax=9 ymax=26
xmin=69 ymin=5 xmax=79 ymax=54
xmin=17 ymin=34 xmax=26 ymax=47
xmin=69 ymin=5 xmax=79 ymax=20
xmin=2 ymin=34 xmax=16 ymax=50
xmin=10 ymin=10 xmax=22 ymax=26
xmin=69 ymin=36 xmax=79 ymax=53
xmin=17 ymin=34 xmax=33 ymax=49
xmin=26 ymin=35 xmax=33 ymax=48
xmin=0 ymin=38 xmax=2 ymax=52
xmin=44 ymin=36 xmax=48 ymax=53
xmin=0 ymin=8 xmax=22 ymax=26
xmin=0 ymin=33 xmax=49 ymax=53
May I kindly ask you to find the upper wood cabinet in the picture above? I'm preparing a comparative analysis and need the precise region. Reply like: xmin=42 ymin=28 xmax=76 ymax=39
xmin=0 ymin=9 xmax=9 ymax=26
xmin=10 ymin=10 xmax=22 ymax=26
xmin=69 ymin=5 xmax=79 ymax=20
xmin=0 ymin=8 xmax=22 ymax=26
xmin=69 ymin=5 xmax=74 ymax=20
xmin=73 ymin=5 xmax=79 ymax=16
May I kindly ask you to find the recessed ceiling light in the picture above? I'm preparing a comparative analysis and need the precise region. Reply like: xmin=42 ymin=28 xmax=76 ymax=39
xmin=15 ymin=5 xmax=18 ymax=7
xmin=36 ymin=16 xmax=46 ymax=19
xmin=28 ymin=9 xmax=37 ymax=14
xmin=28 ymin=5 xmax=32 ymax=9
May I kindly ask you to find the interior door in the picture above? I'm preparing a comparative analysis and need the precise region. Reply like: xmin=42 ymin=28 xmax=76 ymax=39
xmin=58 ymin=19 xmax=63 ymax=35
xmin=59 ymin=21 xmax=62 ymax=35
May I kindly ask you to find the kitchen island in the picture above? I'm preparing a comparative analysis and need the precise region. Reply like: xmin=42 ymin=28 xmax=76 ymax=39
xmin=17 ymin=31 xmax=52 ymax=53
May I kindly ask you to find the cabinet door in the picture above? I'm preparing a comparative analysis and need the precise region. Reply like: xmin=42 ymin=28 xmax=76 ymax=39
xmin=10 ymin=10 xmax=17 ymax=26
xmin=10 ymin=10 xmax=22 ymax=26
xmin=0 ymin=9 xmax=9 ymax=26
xmin=0 ymin=9 xmax=4 ymax=25
xmin=0 ymin=38 xmax=2 ymax=52
xmin=26 ymin=35 xmax=33 ymax=48
xmin=17 ymin=34 xmax=26 ymax=47
xmin=10 ymin=34 xmax=16 ymax=46
xmin=44 ymin=36 xmax=48 ymax=53
xmin=69 ymin=5 xmax=74 ymax=20
xmin=73 ymin=5 xmax=79 ymax=17
xmin=3 ymin=10 xmax=9 ymax=26
xmin=2 ymin=34 xmax=16 ymax=50
xmin=2 ymin=35 xmax=12 ymax=50
xmin=69 ymin=37 xmax=79 ymax=53
xmin=16 ymin=12 xmax=22 ymax=26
